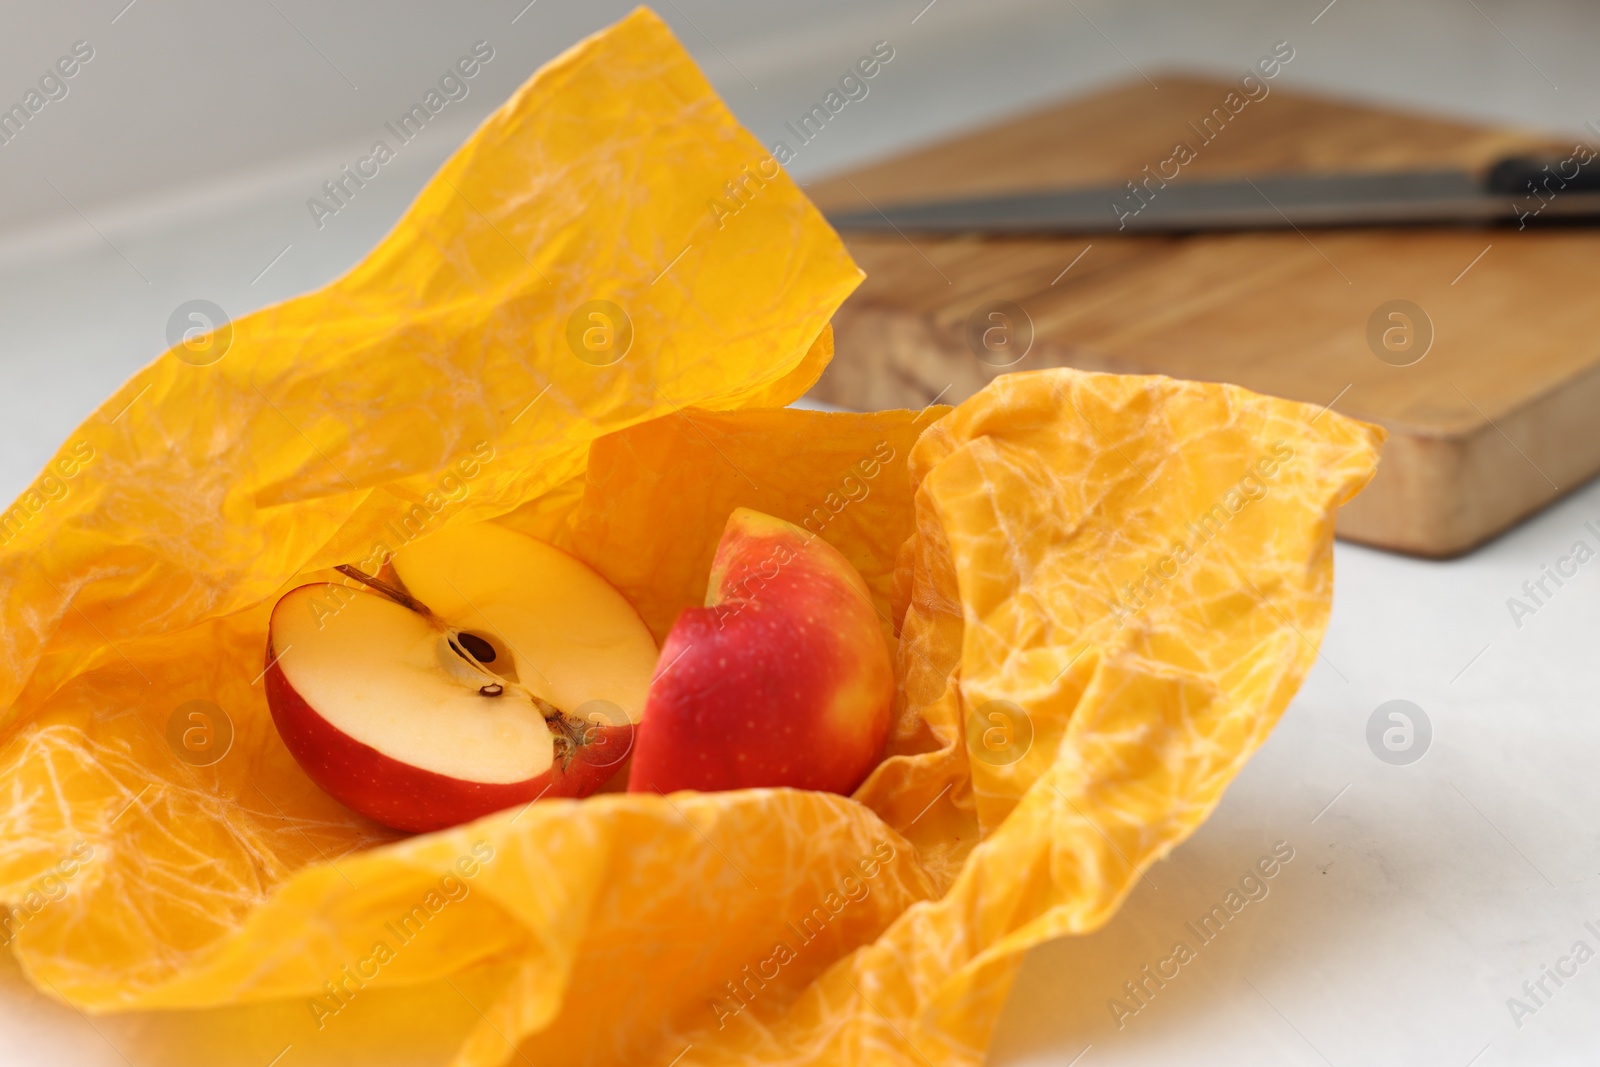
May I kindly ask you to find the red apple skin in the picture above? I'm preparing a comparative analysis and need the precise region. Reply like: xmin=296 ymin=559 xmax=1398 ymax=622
xmin=264 ymin=633 xmax=630 ymax=834
xmin=628 ymin=510 xmax=894 ymax=796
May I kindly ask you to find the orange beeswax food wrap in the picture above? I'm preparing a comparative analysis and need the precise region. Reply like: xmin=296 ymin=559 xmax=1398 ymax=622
xmin=0 ymin=7 xmax=1383 ymax=1067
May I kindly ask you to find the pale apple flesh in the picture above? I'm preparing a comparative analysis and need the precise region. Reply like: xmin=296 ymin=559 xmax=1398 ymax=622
xmin=628 ymin=508 xmax=895 ymax=796
xmin=265 ymin=523 xmax=657 ymax=833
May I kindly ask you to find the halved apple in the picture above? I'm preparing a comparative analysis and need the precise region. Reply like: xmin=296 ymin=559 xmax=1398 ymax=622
xmin=628 ymin=508 xmax=895 ymax=796
xmin=265 ymin=523 xmax=657 ymax=832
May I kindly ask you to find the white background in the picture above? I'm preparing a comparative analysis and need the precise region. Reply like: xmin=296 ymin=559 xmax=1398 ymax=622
xmin=2 ymin=1 xmax=1599 ymax=1064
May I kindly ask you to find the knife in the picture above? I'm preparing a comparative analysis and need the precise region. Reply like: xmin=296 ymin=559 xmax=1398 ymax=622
xmin=825 ymin=154 xmax=1600 ymax=235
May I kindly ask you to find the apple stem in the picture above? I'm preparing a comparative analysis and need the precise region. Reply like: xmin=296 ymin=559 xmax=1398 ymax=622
xmin=335 ymin=564 xmax=434 ymax=617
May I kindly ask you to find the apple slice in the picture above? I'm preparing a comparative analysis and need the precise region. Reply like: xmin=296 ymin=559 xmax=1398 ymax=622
xmin=265 ymin=523 xmax=657 ymax=832
xmin=628 ymin=508 xmax=895 ymax=796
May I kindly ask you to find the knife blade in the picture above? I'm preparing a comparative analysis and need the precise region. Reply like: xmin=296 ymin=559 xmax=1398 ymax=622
xmin=825 ymin=155 xmax=1600 ymax=235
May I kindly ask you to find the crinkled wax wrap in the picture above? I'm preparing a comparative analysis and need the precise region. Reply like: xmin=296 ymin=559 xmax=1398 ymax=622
xmin=0 ymin=8 xmax=1383 ymax=1067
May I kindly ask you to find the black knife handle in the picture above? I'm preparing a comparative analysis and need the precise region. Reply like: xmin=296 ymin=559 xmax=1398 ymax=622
xmin=1484 ymin=152 xmax=1600 ymax=195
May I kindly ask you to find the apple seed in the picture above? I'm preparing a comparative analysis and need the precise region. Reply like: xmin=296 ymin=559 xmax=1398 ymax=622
xmin=454 ymin=631 xmax=497 ymax=663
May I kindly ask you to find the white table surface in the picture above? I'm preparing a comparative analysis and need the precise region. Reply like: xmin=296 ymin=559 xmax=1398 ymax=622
xmin=3 ymin=1 xmax=1599 ymax=1064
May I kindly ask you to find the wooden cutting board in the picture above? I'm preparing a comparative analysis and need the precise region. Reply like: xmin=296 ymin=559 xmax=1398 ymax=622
xmin=806 ymin=75 xmax=1596 ymax=557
